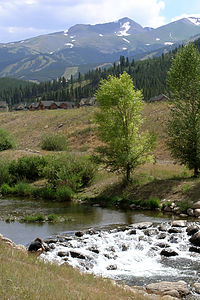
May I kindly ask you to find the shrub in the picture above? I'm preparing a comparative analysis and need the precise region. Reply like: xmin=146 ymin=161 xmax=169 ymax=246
xmin=42 ymin=154 xmax=96 ymax=191
xmin=21 ymin=214 xmax=46 ymax=223
xmin=177 ymin=200 xmax=192 ymax=214
xmin=0 ymin=128 xmax=17 ymax=151
xmin=13 ymin=182 xmax=34 ymax=197
xmin=139 ymin=197 xmax=161 ymax=210
xmin=0 ymin=160 xmax=12 ymax=185
xmin=47 ymin=214 xmax=58 ymax=222
xmin=56 ymin=186 xmax=74 ymax=201
xmin=32 ymin=186 xmax=56 ymax=200
xmin=9 ymin=155 xmax=47 ymax=182
xmin=0 ymin=183 xmax=13 ymax=195
xmin=41 ymin=134 xmax=68 ymax=151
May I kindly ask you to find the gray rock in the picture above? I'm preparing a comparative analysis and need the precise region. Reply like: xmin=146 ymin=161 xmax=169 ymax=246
xmin=133 ymin=222 xmax=153 ymax=229
xmin=193 ymin=201 xmax=200 ymax=209
xmin=193 ymin=282 xmax=200 ymax=294
xmin=160 ymin=249 xmax=178 ymax=257
xmin=57 ymin=251 xmax=68 ymax=257
xmin=75 ymin=231 xmax=84 ymax=237
xmin=128 ymin=229 xmax=137 ymax=235
xmin=69 ymin=251 xmax=86 ymax=259
xmin=189 ymin=232 xmax=200 ymax=247
xmin=87 ymin=247 xmax=99 ymax=254
xmin=187 ymin=208 xmax=194 ymax=216
xmin=146 ymin=280 xmax=189 ymax=297
xmin=186 ymin=225 xmax=199 ymax=236
xmin=171 ymin=220 xmax=187 ymax=227
xmin=157 ymin=233 xmax=167 ymax=239
xmin=43 ymin=238 xmax=58 ymax=244
xmin=168 ymin=228 xmax=182 ymax=234
xmin=194 ymin=209 xmax=200 ymax=217
xmin=158 ymin=224 xmax=168 ymax=232
xmin=106 ymin=264 xmax=117 ymax=270
xmin=156 ymin=243 xmax=170 ymax=248
xmin=189 ymin=246 xmax=200 ymax=254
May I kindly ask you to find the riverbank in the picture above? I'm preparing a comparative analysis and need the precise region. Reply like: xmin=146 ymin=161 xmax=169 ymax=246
xmin=0 ymin=233 xmax=159 ymax=300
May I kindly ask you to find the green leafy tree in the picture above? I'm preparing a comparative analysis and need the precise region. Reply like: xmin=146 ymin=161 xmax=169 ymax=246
xmin=94 ymin=72 xmax=156 ymax=182
xmin=167 ymin=42 xmax=200 ymax=177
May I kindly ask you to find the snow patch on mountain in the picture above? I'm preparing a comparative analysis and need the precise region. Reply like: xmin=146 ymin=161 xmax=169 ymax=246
xmin=122 ymin=38 xmax=130 ymax=43
xmin=156 ymin=38 xmax=160 ymax=41
xmin=99 ymin=34 xmax=103 ymax=37
xmin=164 ymin=42 xmax=174 ymax=45
xmin=146 ymin=44 xmax=150 ymax=46
xmin=122 ymin=47 xmax=127 ymax=50
xmin=187 ymin=17 xmax=200 ymax=26
xmin=65 ymin=43 xmax=74 ymax=48
xmin=117 ymin=22 xmax=131 ymax=36
xmin=64 ymin=29 xmax=68 ymax=36
xmin=70 ymin=35 xmax=76 ymax=39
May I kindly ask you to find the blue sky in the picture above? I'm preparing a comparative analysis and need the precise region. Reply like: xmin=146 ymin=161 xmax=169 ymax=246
xmin=0 ymin=0 xmax=199 ymax=43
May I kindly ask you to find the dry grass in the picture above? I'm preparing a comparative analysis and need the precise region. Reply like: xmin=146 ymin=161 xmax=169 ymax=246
xmin=0 ymin=242 xmax=144 ymax=300
xmin=0 ymin=102 xmax=171 ymax=159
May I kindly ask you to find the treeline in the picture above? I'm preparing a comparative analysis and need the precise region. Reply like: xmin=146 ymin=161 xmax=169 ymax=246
xmin=1 ymin=38 xmax=200 ymax=106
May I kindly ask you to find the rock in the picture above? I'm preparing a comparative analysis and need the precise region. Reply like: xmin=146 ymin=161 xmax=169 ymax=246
xmin=157 ymin=233 xmax=167 ymax=240
xmin=69 ymin=251 xmax=86 ymax=259
xmin=169 ymin=235 xmax=179 ymax=243
xmin=193 ymin=201 xmax=200 ymax=209
xmin=158 ymin=224 xmax=168 ymax=232
xmin=133 ymin=222 xmax=153 ymax=229
xmin=44 ymin=125 xmax=48 ymax=129
xmin=122 ymin=244 xmax=128 ymax=251
xmin=187 ymin=208 xmax=194 ymax=216
xmin=156 ymin=243 xmax=170 ymax=248
xmin=144 ymin=229 xmax=158 ymax=236
xmin=128 ymin=229 xmax=137 ymax=235
xmin=189 ymin=246 xmax=200 ymax=254
xmin=75 ymin=231 xmax=84 ymax=237
xmin=193 ymin=282 xmax=200 ymax=294
xmin=164 ymin=206 xmax=173 ymax=212
xmin=171 ymin=220 xmax=187 ymax=227
xmin=189 ymin=232 xmax=200 ymax=246
xmin=186 ymin=225 xmax=199 ymax=236
xmin=160 ymin=249 xmax=178 ymax=257
xmin=106 ymin=264 xmax=117 ymax=270
xmin=49 ymin=244 xmax=56 ymax=250
xmin=194 ymin=209 xmax=200 ymax=217
xmin=179 ymin=214 xmax=188 ymax=218
xmin=87 ymin=247 xmax=99 ymax=254
xmin=85 ymin=229 xmax=97 ymax=235
xmin=146 ymin=281 xmax=189 ymax=298
xmin=58 ymin=123 xmax=63 ymax=128
xmin=130 ymin=203 xmax=137 ymax=210
xmin=168 ymin=228 xmax=182 ymax=234
xmin=57 ymin=251 xmax=68 ymax=257
xmin=43 ymin=238 xmax=58 ymax=244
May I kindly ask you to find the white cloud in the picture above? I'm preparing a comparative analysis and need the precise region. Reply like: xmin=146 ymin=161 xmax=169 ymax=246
xmin=0 ymin=0 xmax=166 ymax=42
xmin=171 ymin=13 xmax=200 ymax=22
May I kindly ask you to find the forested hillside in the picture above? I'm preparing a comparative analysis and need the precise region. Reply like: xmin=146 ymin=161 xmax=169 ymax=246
xmin=1 ymin=38 xmax=200 ymax=106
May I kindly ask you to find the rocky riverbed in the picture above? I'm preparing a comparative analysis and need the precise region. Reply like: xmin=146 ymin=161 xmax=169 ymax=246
xmin=40 ymin=220 xmax=200 ymax=299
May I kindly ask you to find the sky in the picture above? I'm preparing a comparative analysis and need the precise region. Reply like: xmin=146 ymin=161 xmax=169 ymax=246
xmin=0 ymin=0 xmax=200 ymax=43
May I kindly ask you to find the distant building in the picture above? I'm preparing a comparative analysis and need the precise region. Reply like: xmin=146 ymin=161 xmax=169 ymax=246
xmin=29 ymin=101 xmax=76 ymax=111
xmin=147 ymin=94 xmax=169 ymax=103
xmin=0 ymin=101 xmax=8 ymax=112
xmin=12 ymin=103 xmax=28 ymax=111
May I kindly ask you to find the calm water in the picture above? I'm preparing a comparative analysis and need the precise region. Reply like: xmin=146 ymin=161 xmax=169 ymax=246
xmin=0 ymin=197 xmax=172 ymax=246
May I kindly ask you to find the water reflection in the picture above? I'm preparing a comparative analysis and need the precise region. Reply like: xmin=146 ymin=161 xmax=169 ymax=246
xmin=0 ymin=197 xmax=173 ymax=246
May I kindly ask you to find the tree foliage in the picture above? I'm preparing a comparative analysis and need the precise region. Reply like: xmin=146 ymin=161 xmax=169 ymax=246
xmin=167 ymin=42 xmax=200 ymax=176
xmin=94 ymin=72 xmax=156 ymax=182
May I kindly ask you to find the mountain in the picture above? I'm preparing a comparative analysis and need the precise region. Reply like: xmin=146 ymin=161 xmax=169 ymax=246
xmin=1 ymin=17 xmax=200 ymax=81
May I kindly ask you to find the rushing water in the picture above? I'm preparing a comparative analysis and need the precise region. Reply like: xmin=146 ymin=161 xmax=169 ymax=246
xmin=1 ymin=197 xmax=200 ymax=293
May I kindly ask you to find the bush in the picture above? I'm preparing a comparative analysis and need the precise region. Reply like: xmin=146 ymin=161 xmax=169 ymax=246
xmin=47 ymin=214 xmax=58 ymax=222
xmin=0 ymin=128 xmax=17 ymax=151
xmin=42 ymin=154 xmax=96 ymax=191
xmin=41 ymin=134 xmax=68 ymax=151
xmin=9 ymin=155 xmax=47 ymax=182
xmin=21 ymin=214 xmax=46 ymax=223
xmin=136 ymin=197 xmax=161 ymax=210
xmin=0 ymin=160 xmax=12 ymax=185
xmin=56 ymin=186 xmax=74 ymax=201
xmin=32 ymin=187 xmax=56 ymax=200
xmin=13 ymin=182 xmax=34 ymax=197
xmin=177 ymin=200 xmax=192 ymax=214
xmin=0 ymin=183 xmax=13 ymax=195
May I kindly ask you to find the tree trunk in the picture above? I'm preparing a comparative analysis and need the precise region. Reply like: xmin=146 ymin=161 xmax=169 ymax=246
xmin=194 ymin=165 xmax=199 ymax=178
xmin=126 ymin=164 xmax=131 ymax=182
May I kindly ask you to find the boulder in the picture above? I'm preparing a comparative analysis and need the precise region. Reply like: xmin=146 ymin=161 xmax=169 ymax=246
xmin=168 ymin=228 xmax=182 ymax=234
xmin=57 ymin=251 xmax=68 ymax=257
xmin=146 ymin=281 xmax=189 ymax=298
xmin=160 ymin=249 xmax=178 ymax=257
xmin=69 ymin=251 xmax=86 ymax=259
xmin=87 ymin=247 xmax=99 ymax=254
xmin=189 ymin=246 xmax=200 ymax=254
xmin=186 ymin=225 xmax=199 ymax=236
xmin=158 ymin=224 xmax=168 ymax=232
xmin=133 ymin=222 xmax=153 ymax=229
xmin=193 ymin=201 xmax=200 ymax=209
xmin=187 ymin=208 xmax=194 ymax=216
xmin=128 ymin=229 xmax=137 ymax=235
xmin=171 ymin=220 xmax=187 ymax=227
xmin=43 ymin=238 xmax=58 ymax=244
xmin=156 ymin=242 xmax=170 ymax=248
xmin=194 ymin=209 xmax=200 ymax=217
xmin=193 ymin=282 xmax=200 ymax=294
xmin=189 ymin=232 xmax=200 ymax=247
xmin=106 ymin=264 xmax=117 ymax=270
xmin=75 ymin=231 xmax=84 ymax=237
xmin=157 ymin=233 xmax=167 ymax=240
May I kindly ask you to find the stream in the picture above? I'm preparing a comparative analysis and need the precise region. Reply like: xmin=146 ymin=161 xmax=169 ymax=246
xmin=1 ymin=197 xmax=200 ymax=292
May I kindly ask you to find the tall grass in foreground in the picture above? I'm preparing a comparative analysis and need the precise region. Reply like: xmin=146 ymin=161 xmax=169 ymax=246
xmin=0 ymin=243 xmax=144 ymax=300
